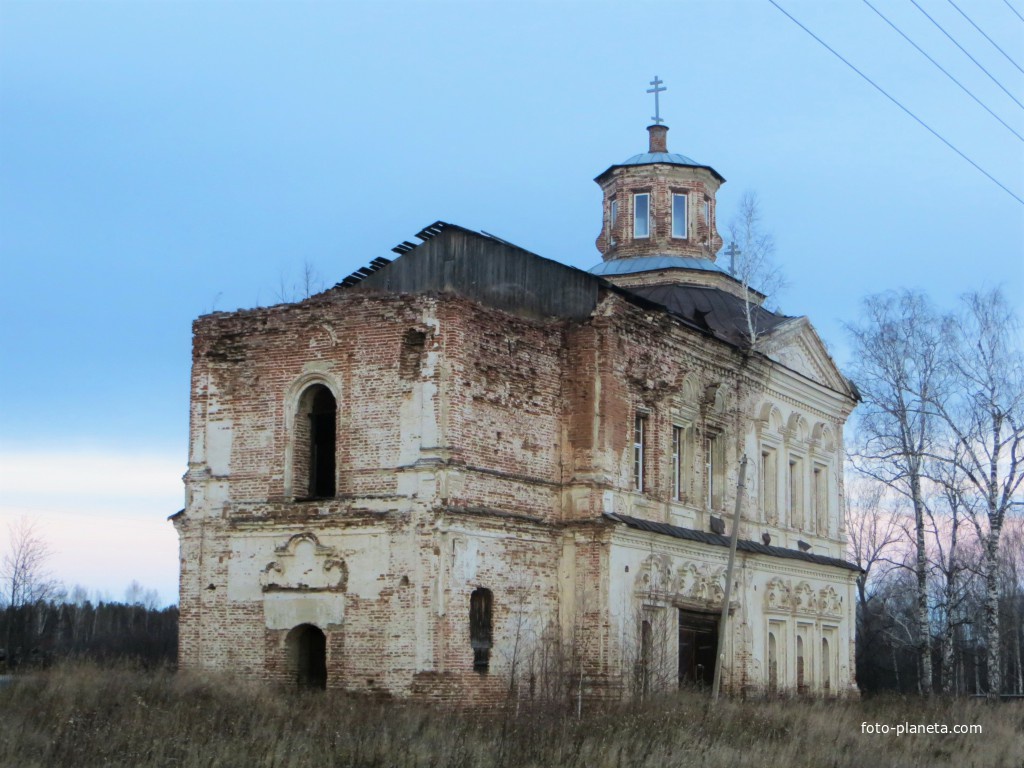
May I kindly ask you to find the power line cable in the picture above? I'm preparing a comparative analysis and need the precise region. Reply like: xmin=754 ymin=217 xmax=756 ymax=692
xmin=862 ymin=0 xmax=1024 ymax=143
xmin=910 ymin=0 xmax=1024 ymax=112
xmin=1001 ymin=0 xmax=1024 ymax=26
xmin=766 ymin=0 xmax=1024 ymax=206
xmin=946 ymin=0 xmax=1024 ymax=76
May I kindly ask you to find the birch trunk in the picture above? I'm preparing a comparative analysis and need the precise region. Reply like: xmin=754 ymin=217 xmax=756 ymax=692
xmin=911 ymin=470 xmax=933 ymax=694
xmin=983 ymin=523 xmax=1002 ymax=696
xmin=941 ymin=577 xmax=957 ymax=695
xmin=1016 ymin=617 xmax=1022 ymax=695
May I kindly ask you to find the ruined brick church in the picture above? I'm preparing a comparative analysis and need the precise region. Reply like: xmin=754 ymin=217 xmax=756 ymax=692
xmin=174 ymin=110 xmax=860 ymax=703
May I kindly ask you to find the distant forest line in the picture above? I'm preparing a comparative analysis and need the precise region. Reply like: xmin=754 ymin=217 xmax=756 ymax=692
xmin=0 ymin=600 xmax=177 ymax=670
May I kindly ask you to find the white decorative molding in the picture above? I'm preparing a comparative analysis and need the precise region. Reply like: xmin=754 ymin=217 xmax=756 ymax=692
xmin=760 ymin=317 xmax=853 ymax=397
xmin=635 ymin=554 xmax=726 ymax=608
xmin=764 ymin=577 xmax=843 ymax=618
xmin=261 ymin=532 xmax=348 ymax=593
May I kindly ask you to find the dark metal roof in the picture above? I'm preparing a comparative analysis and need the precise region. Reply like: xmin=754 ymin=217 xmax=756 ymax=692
xmin=623 ymin=283 xmax=792 ymax=347
xmin=604 ymin=512 xmax=861 ymax=572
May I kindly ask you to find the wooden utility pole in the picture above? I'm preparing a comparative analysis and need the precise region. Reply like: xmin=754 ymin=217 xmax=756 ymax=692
xmin=712 ymin=455 xmax=747 ymax=703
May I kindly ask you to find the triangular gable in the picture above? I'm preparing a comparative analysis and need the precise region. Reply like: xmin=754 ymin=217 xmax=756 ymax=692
xmin=760 ymin=317 xmax=857 ymax=399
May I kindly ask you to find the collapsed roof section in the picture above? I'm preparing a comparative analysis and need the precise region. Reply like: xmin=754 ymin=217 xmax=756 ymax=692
xmin=340 ymin=221 xmax=853 ymax=398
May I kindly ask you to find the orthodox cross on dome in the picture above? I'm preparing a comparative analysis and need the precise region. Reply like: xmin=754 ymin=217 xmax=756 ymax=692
xmin=647 ymin=76 xmax=667 ymax=125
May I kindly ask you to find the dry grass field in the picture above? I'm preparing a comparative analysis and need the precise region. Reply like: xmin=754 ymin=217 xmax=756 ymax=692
xmin=0 ymin=664 xmax=1020 ymax=768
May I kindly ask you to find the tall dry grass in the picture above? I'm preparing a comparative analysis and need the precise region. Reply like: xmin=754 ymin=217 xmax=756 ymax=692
xmin=0 ymin=663 xmax=1020 ymax=768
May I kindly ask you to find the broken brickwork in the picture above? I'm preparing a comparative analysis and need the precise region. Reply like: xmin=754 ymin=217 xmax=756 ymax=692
xmin=176 ymin=126 xmax=861 ymax=703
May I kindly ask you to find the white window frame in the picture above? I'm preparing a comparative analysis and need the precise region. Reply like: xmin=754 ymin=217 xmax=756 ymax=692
xmin=633 ymin=413 xmax=647 ymax=491
xmin=821 ymin=626 xmax=838 ymax=692
xmin=610 ymin=198 xmax=618 ymax=230
xmin=633 ymin=193 xmax=650 ymax=239
xmin=788 ymin=455 xmax=805 ymax=530
xmin=703 ymin=199 xmax=710 ymax=230
xmin=813 ymin=463 xmax=828 ymax=536
xmin=672 ymin=193 xmax=687 ymax=238
xmin=672 ymin=425 xmax=682 ymax=501
xmin=796 ymin=623 xmax=813 ymax=691
xmin=761 ymin=447 xmax=778 ymax=524
xmin=705 ymin=432 xmax=724 ymax=510
xmin=769 ymin=619 xmax=787 ymax=688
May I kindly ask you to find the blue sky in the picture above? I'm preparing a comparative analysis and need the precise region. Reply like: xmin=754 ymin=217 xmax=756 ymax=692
xmin=2 ymin=0 xmax=1022 ymax=605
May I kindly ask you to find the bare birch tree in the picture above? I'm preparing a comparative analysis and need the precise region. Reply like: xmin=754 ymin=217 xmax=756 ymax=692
xmin=1 ymin=517 xmax=60 ymax=609
xmin=847 ymin=290 xmax=947 ymax=694
xmin=1 ymin=517 xmax=62 ymax=664
xmin=725 ymin=191 xmax=786 ymax=350
xmin=929 ymin=289 xmax=1024 ymax=696
xmin=844 ymin=473 xmax=900 ymax=610
xmin=928 ymin=451 xmax=975 ymax=694
xmin=1000 ymin=522 xmax=1024 ymax=694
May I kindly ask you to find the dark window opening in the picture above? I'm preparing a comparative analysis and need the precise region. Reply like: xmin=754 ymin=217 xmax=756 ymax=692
xmin=797 ymin=635 xmax=807 ymax=694
xmin=287 ymin=623 xmax=327 ymax=690
xmin=679 ymin=610 xmax=719 ymax=689
xmin=308 ymin=386 xmax=336 ymax=498
xmin=822 ymin=637 xmax=831 ymax=692
xmin=470 ymin=588 xmax=493 ymax=673
xmin=705 ymin=432 xmax=724 ymax=510
xmin=399 ymin=329 xmax=427 ymax=380
xmin=640 ymin=619 xmax=653 ymax=696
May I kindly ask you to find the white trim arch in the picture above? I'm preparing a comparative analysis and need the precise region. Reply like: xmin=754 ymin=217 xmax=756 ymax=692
xmin=754 ymin=402 xmax=785 ymax=526
xmin=284 ymin=373 xmax=342 ymax=500
xmin=810 ymin=422 xmax=839 ymax=538
xmin=669 ymin=373 xmax=701 ymax=505
xmin=811 ymin=422 xmax=837 ymax=454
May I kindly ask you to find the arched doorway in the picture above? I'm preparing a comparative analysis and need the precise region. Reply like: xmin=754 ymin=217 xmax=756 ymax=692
xmin=287 ymin=624 xmax=327 ymax=689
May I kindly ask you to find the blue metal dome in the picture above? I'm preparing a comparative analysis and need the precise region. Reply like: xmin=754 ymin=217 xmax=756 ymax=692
xmin=588 ymin=255 xmax=728 ymax=277
xmin=618 ymin=151 xmax=703 ymax=167
xmin=595 ymin=150 xmax=724 ymax=183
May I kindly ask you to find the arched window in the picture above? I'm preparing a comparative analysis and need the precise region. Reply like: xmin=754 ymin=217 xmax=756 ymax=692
xmin=470 ymin=588 xmax=493 ymax=673
xmin=295 ymin=384 xmax=336 ymax=499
